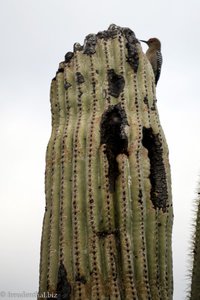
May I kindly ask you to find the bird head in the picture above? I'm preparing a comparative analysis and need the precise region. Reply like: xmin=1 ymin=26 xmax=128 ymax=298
xmin=140 ymin=38 xmax=161 ymax=50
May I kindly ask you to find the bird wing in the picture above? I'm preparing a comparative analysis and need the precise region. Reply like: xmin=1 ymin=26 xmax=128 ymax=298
xmin=155 ymin=51 xmax=163 ymax=84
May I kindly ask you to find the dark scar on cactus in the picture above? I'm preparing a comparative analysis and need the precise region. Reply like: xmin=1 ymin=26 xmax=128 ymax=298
xmin=76 ymin=72 xmax=85 ymax=84
xmin=73 ymin=43 xmax=83 ymax=52
xmin=56 ymin=68 xmax=64 ymax=75
xmin=96 ymin=229 xmax=119 ymax=238
xmin=64 ymin=81 xmax=72 ymax=90
xmin=97 ymin=24 xmax=119 ymax=39
xmin=151 ymin=99 xmax=157 ymax=111
xmin=143 ymin=96 xmax=149 ymax=107
xmin=100 ymin=103 xmax=129 ymax=192
xmin=97 ymin=30 xmax=117 ymax=40
xmin=55 ymin=262 xmax=71 ymax=300
xmin=83 ymin=34 xmax=97 ymax=55
xmin=64 ymin=51 xmax=74 ymax=63
xmin=123 ymin=28 xmax=139 ymax=73
xmin=142 ymin=127 xmax=168 ymax=212
xmin=107 ymin=69 xmax=125 ymax=98
xmin=75 ymin=274 xmax=87 ymax=284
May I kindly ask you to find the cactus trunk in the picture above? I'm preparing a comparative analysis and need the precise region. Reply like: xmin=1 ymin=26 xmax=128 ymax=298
xmin=190 ymin=188 xmax=200 ymax=299
xmin=38 ymin=25 xmax=173 ymax=300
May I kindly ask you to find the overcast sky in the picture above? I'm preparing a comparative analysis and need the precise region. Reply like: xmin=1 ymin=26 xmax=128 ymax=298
xmin=1 ymin=1 xmax=200 ymax=299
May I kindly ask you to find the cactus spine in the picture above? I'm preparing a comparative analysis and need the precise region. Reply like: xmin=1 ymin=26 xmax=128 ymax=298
xmin=38 ymin=25 xmax=173 ymax=300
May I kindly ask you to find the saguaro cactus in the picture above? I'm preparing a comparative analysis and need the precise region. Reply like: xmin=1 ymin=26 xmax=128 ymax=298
xmin=38 ymin=24 xmax=173 ymax=300
xmin=190 ymin=188 xmax=200 ymax=299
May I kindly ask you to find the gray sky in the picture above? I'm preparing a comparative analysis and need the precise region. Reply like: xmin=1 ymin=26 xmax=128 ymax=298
xmin=1 ymin=0 xmax=200 ymax=299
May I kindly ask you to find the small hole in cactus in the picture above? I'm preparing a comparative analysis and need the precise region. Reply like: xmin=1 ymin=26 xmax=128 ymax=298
xmin=107 ymin=69 xmax=125 ymax=98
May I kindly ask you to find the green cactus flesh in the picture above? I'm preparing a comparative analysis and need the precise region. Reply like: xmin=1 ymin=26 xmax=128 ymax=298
xmin=38 ymin=25 xmax=173 ymax=300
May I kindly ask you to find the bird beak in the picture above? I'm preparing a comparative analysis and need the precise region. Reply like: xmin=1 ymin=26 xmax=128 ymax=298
xmin=140 ymin=40 xmax=148 ymax=44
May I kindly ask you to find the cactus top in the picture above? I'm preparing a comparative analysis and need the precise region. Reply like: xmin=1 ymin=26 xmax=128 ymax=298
xmin=62 ymin=24 xmax=140 ymax=72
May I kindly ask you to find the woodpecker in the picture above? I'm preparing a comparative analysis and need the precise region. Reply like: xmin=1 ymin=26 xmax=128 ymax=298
xmin=140 ymin=38 xmax=162 ymax=85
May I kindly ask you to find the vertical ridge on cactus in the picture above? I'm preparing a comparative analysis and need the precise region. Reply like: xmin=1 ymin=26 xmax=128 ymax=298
xmin=38 ymin=24 xmax=173 ymax=300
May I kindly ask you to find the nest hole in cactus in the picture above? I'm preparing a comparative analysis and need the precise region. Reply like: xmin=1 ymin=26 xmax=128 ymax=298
xmin=142 ymin=127 xmax=168 ymax=211
xmin=100 ymin=103 xmax=129 ymax=192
